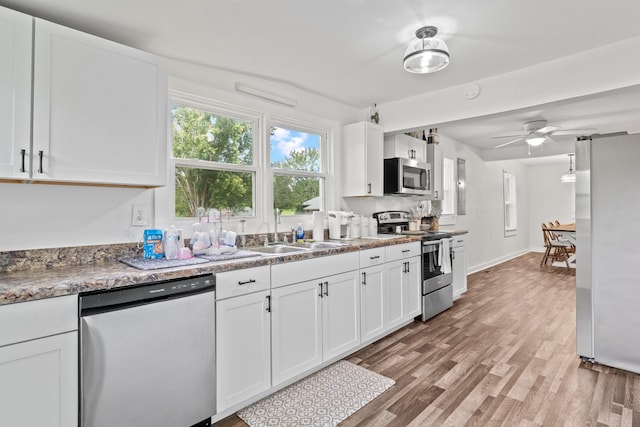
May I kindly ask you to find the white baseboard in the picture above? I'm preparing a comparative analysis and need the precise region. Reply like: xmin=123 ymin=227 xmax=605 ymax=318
xmin=467 ymin=249 xmax=529 ymax=275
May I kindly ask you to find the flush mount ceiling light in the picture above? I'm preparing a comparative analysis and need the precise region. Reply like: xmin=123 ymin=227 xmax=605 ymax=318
xmin=561 ymin=153 xmax=576 ymax=183
xmin=403 ymin=26 xmax=450 ymax=74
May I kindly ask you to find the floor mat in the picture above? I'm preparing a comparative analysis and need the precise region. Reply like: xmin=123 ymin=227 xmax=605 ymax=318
xmin=237 ymin=360 xmax=394 ymax=427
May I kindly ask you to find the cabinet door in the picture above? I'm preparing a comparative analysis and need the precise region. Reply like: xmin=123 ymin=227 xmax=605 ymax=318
xmin=0 ymin=331 xmax=77 ymax=427
xmin=452 ymin=245 xmax=467 ymax=298
xmin=271 ymin=280 xmax=323 ymax=385
xmin=403 ymin=256 xmax=422 ymax=320
xmin=385 ymin=260 xmax=405 ymax=330
xmin=322 ymin=271 xmax=360 ymax=360
xmin=216 ymin=290 xmax=271 ymax=412
xmin=32 ymin=19 xmax=166 ymax=186
xmin=0 ymin=7 xmax=31 ymax=180
xmin=342 ymin=121 xmax=383 ymax=197
xmin=360 ymin=265 xmax=385 ymax=343
xmin=427 ymin=144 xmax=443 ymax=200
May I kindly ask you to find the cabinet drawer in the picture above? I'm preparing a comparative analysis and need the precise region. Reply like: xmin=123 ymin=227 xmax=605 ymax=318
xmin=272 ymin=252 xmax=359 ymax=288
xmin=0 ymin=295 xmax=77 ymax=347
xmin=452 ymin=235 xmax=466 ymax=248
xmin=386 ymin=241 xmax=421 ymax=262
xmin=359 ymin=247 xmax=385 ymax=267
xmin=216 ymin=265 xmax=270 ymax=300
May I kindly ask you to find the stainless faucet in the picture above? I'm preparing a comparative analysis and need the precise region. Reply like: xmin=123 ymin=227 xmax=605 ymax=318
xmin=273 ymin=208 xmax=281 ymax=243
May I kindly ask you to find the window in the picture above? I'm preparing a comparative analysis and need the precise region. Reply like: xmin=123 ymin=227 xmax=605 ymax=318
xmin=270 ymin=122 xmax=326 ymax=216
xmin=503 ymin=171 xmax=517 ymax=236
xmin=171 ymin=103 xmax=258 ymax=218
xmin=442 ymin=157 xmax=456 ymax=216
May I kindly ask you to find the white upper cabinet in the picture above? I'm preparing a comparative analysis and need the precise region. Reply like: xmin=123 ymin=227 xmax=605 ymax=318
xmin=384 ymin=134 xmax=426 ymax=163
xmin=427 ymin=143 xmax=443 ymax=200
xmin=32 ymin=18 xmax=167 ymax=187
xmin=342 ymin=121 xmax=383 ymax=197
xmin=0 ymin=7 xmax=32 ymax=180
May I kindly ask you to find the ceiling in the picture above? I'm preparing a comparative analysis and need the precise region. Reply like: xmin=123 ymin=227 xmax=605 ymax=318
xmin=4 ymin=0 xmax=640 ymax=160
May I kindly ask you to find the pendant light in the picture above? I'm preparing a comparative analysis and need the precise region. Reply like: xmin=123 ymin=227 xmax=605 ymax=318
xmin=403 ymin=26 xmax=450 ymax=74
xmin=561 ymin=153 xmax=576 ymax=183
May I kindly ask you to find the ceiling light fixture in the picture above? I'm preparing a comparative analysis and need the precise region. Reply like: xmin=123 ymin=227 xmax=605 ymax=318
xmin=403 ymin=26 xmax=450 ymax=74
xmin=525 ymin=134 xmax=546 ymax=147
xmin=561 ymin=153 xmax=576 ymax=183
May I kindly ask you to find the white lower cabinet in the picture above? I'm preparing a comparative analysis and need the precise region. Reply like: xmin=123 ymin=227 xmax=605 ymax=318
xmin=271 ymin=279 xmax=323 ymax=386
xmin=403 ymin=256 xmax=422 ymax=320
xmin=0 ymin=295 xmax=77 ymax=427
xmin=271 ymin=266 xmax=359 ymax=386
xmin=0 ymin=332 xmax=78 ymax=427
xmin=385 ymin=260 xmax=406 ymax=330
xmin=216 ymin=290 xmax=271 ymax=412
xmin=452 ymin=235 xmax=468 ymax=298
xmin=360 ymin=263 xmax=386 ymax=343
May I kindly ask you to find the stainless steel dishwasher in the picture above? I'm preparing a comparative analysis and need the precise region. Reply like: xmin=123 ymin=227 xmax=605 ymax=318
xmin=79 ymin=274 xmax=216 ymax=427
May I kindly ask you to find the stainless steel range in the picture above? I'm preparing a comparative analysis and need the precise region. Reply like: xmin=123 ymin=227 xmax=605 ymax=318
xmin=373 ymin=211 xmax=454 ymax=321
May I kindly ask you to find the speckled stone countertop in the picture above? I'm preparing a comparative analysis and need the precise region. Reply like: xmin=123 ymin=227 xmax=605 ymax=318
xmin=0 ymin=236 xmax=424 ymax=306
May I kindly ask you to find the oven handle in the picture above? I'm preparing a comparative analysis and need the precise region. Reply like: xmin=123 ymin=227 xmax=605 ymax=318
xmin=422 ymin=240 xmax=441 ymax=247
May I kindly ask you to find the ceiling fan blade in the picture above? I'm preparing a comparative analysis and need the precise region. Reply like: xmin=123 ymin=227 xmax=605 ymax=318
xmin=494 ymin=137 xmax=523 ymax=148
xmin=536 ymin=125 xmax=561 ymax=134
xmin=491 ymin=134 xmax=527 ymax=139
xmin=549 ymin=128 xmax=597 ymax=136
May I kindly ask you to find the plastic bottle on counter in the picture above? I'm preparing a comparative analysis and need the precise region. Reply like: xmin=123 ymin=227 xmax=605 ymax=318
xmin=295 ymin=223 xmax=305 ymax=241
xmin=164 ymin=225 xmax=180 ymax=260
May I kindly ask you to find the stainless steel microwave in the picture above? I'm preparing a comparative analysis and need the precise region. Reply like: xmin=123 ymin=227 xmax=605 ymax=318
xmin=383 ymin=157 xmax=431 ymax=196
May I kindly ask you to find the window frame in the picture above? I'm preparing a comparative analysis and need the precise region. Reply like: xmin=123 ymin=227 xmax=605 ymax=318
xmin=503 ymin=170 xmax=517 ymax=237
xmin=169 ymin=91 xmax=263 ymax=223
xmin=267 ymin=116 xmax=329 ymax=218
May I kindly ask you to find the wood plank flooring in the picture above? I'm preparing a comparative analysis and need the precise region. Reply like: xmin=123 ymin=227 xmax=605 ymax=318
xmin=214 ymin=252 xmax=640 ymax=426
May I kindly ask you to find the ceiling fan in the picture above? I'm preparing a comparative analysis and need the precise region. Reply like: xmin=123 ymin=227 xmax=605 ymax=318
xmin=493 ymin=120 xmax=595 ymax=149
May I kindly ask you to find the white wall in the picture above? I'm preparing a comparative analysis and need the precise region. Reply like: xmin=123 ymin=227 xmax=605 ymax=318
xmin=0 ymin=183 xmax=154 ymax=250
xmin=527 ymin=163 xmax=575 ymax=251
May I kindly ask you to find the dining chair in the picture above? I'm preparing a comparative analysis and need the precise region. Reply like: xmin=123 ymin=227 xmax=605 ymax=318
xmin=540 ymin=223 xmax=553 ymax=266
xmin=544 ymin=227 xmax=572 ymax=269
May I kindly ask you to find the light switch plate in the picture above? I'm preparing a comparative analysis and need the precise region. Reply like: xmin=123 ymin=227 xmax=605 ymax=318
xmin=131 ymin=204 xmax=149 ymax=226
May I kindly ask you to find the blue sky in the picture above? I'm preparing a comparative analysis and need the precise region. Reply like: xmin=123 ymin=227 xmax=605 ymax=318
xmin=270 ymin=127 xmax=320 ymax=163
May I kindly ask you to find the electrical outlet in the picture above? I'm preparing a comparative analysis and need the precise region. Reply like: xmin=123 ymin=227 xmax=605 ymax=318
xmin=131 ymin=204 xmax=149 ymax=226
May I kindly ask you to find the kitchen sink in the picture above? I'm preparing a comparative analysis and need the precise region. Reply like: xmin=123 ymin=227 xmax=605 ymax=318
xmin=292 ymin=241 xmax=350 ymax=250
xmin=247 ymin=245 xmax=311 ymax=255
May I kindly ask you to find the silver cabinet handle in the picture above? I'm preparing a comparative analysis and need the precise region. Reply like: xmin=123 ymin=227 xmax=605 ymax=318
xmin=319 ymin=282 xmax=323 ymax=297
xmin=324 ymin=281 xmax=329 ymax=297
xmin=238 ymin=279 xmax=256 ymax=285
xmin=401 ymin=249 xmax=410 ymax=253
xmin=370 ymin=255 xmax=380 ymax=260
xmin=367 ymin=183 xmax=371 ymax=194
xmin=266 ymin=295 xmax=271 ymax=312
xmin=362 ymin=272 xmax=367 ymax=285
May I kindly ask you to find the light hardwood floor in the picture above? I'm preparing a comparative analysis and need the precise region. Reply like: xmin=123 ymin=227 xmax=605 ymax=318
xmin=215 ymin=252 xmax=640 ymax=426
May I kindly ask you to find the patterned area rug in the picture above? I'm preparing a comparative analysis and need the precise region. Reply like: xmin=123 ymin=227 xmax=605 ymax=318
xmin=237 ymin=360 xmax=394 ymax=427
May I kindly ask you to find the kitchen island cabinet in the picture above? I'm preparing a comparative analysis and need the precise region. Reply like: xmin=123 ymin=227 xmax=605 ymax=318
xmin=342 ymin=121 xmax=384 ymax=197
xmin=0 ymin=295 xmax=77 ymax=427
xmin=0 ymin=6 xmax=32 ymax=180
xmin=216 ymin=266 xmax=271 ymax=412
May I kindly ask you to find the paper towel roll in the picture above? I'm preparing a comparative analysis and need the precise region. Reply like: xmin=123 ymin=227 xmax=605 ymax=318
xmin=313 ymin=211 xmax=324 ymax=241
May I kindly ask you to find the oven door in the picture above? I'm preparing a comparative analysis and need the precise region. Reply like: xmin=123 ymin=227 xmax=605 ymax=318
xmin=422 ymin=240 xmax=443 ymax=281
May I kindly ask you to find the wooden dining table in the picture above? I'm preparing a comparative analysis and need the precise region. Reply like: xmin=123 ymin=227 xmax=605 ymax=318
xmin=548 ymin=223 xmax=576 ymax=265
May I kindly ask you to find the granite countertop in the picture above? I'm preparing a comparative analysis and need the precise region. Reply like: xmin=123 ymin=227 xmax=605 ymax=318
xmin=0 ymin=235 xmax=422 ymax=306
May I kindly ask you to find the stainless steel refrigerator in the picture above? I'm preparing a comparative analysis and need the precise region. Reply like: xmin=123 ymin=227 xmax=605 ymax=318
xmin=576 ymin=132 xmax=640 ymax=373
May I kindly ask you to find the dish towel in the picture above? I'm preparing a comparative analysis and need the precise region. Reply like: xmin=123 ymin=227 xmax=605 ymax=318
xmin=441 ymin=238 xmax=452 ymax=274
